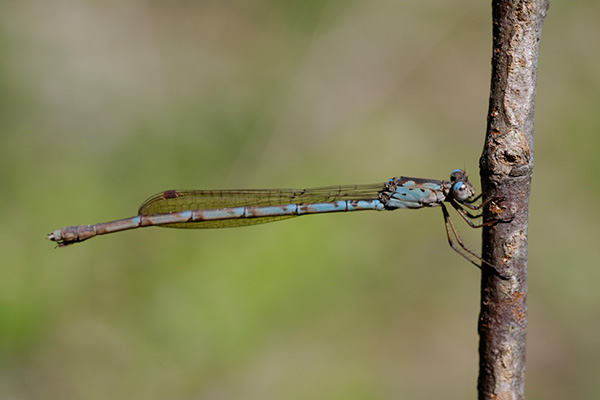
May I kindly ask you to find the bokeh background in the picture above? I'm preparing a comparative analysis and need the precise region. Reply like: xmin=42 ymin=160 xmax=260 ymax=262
xmin=1 ymin=1 xmax=598 ymax=399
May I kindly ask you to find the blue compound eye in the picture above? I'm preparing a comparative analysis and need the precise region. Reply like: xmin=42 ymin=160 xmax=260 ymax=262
xmin=450 ymin=169 xmax=464 ymax=182
xmin=452 ymin=181 xmax=471 ymax=202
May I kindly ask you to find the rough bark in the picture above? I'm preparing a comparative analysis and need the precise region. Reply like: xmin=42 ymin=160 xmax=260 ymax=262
xmin=478 ymin=1 xmax=549 ymax=399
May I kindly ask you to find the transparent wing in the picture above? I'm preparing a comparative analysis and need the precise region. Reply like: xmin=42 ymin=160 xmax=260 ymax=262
xmin=137 ymin=183 xmax=386 ymax=229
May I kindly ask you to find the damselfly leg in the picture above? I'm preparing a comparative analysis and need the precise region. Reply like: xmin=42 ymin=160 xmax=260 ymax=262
xmin=441 ymin=201 xmax=510 ymax=280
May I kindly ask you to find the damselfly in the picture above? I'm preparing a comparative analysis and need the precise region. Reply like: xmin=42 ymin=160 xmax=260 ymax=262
xmin=47 ymin=169 xmax=510 ymax=277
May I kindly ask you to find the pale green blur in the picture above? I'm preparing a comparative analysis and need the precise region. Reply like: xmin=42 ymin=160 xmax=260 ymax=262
xmin=1 ymin=1 xmax=598 ymax=399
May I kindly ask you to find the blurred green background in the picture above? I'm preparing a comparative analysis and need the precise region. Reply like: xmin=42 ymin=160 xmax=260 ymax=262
xmin=1 ymin=1 xmax=598 ymax=399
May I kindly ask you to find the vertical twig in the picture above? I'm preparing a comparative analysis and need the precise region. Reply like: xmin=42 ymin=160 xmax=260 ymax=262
xmin=478 ymin=1 xmax=549 ymax=399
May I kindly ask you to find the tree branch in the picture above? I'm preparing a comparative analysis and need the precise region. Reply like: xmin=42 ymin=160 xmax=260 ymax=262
xmin=478 ymin=1 xmax=549 ymax=399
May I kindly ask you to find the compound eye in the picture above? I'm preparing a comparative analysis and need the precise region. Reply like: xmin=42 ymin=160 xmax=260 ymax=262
xmin=452 ymin=181 xmax=471 ymax=202
xmin=450 ymin=169 xmax=464 ymax=182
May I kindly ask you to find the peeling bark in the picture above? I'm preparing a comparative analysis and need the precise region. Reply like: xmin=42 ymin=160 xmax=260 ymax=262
xmin=478 ymin=1 xmax=549 ymax=399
